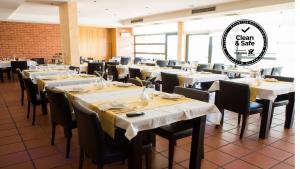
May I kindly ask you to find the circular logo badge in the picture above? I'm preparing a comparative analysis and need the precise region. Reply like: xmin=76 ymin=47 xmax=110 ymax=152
xmin=221 ymin=19 xmax=268 ymax=66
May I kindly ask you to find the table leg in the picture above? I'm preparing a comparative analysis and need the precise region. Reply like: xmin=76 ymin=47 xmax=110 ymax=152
xmin=285 ymin=92 xmax=295 ymax=128
xmin=128 ymin=132 xmax=143 ymax=169
xmin=189 ymin=115 xmax=206 ymax=169
xmin=259 ymin=99 xmax=273 ymax=139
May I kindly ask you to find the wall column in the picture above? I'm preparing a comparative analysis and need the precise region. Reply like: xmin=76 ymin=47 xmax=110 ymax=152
xmin=177 ymin=22 xmax=186 ymax=61
xmin=59 ymin=2 xmax=80 ymax=66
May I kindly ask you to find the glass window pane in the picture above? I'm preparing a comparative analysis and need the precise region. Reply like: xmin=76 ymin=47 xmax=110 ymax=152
xmin=211 ymin=35 xmax=232 ymax=65
xmin=187 ymin=35 xmax=209 ymax=63
xmin=166 ymin=35 xmax=178 ymax=60
xmin=135 ymin=35 xmax=165 ymax=44
xmin=135 ymin=45 xmax=165 ymax=53
xmin=135 ymin=54 xmax=165 ymax=60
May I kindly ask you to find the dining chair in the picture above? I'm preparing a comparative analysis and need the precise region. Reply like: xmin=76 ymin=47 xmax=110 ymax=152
xmin=129 ymin=68 xmax=142 ymax=79
xmin=134 ymin=57 xmax=142 ymax=64
xmin=168 ymin=60 xmax=178 ymax=66
xmin=196 ymin=64 xmax=209 ymax=71
xmin=260 ymin=68 xmax=272 ymax=77
xmin=87 ymin=62 xmax=104 ymax=75
xmin=260 ymin=75 xmax=294 ymax=128
xmin=46 ymin=87 xmax=77 ymax=158
xmin=104 ymin=61 xmax=119 ymax=71
xmin=155 ymin=87 xmax=209 ymax=169
xmin=196 ymin=69 xmax=223 ymax=91
xmin=271 ymin=67 xmax=283 ymax=76
xmin=218 ymin=80 xmax=263 ymax=138
xmin=120 ymin=57 xmax=131 ymax=65
xmin=161 ymin=72 xmax=179 ymax=93
xmin=0 ymin=67 xmax=11 ymax=82
xmin=16 ymin=68 xmax=26 ymax=105
xmin=72 ymin=100 xmax=152 ymax=169
xmin=69 ymin=66 xmax=80 ymax=73
xmin=31 ymin=58 xmax=45 ymax=65
xmin=23 ymin=78 xmax=48 ymax=125
xmin=107 ymin=65 xmax=126 ymax=82
xmin=11 ymin=61 xmax=27 ymax=80
xmin=212 ymin=63 xmax=224 ymax=70
xmin=156 ymin=60 xmax=168 ymax=67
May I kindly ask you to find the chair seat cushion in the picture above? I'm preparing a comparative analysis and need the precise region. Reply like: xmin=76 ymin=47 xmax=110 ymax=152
xmin=156 ymin=121 xmax=193 ymax=139
xmin=249 ymin=102 xmax=263 ymax=110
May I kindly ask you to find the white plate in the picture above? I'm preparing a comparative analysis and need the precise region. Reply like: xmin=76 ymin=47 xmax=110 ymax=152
xmin=66 ymin=87 xmax=84 ymax=92
xmin=116 ymin=83 xmax=134 ymax=87
xmin=160 ymin=93 xmax=183 ymax=99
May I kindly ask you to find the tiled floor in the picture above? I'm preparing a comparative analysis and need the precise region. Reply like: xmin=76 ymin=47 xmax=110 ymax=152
xmin=0 ymin=80 xmax=295 ymax=169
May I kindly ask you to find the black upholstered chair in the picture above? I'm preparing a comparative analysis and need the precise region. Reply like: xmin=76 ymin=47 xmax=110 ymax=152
xmin=196 ymin=64 xmax=209 ymax=72
xmin=271 ymin=67 xmax=283 ymax=76
xmin=11 ymin=61 xmax=27 ymax=79
xmin=161 ymin=72 xmax=179 ymax=93
xmin=129 ymin=68 xmax=142 ymax=79
xmin=155 ymin=87 xmax=209 ymax=169
xmin=46 ymin=88 xmax=77 ymax=158
xmin=87 ymin=62 xmax=104 ymax=75
xmin=31 ymin=58 xmax=45 ymax=65
xmin=134 ymin=57 xmax=142 ymax=64
xmin=195 ymin=69 xmax=223 ymax=91
xmin=218 ymin=80 xmax=263 ymax=138
xmin=104 ymin=61 xmax=119 ymax=71
xmin=168 ymin=60 xmax=178 ymax=66
xmin=0 ymin=68 xmax=11 ymax=82
xmin=69 ymin=66 xmax=80 ymax=73
xmin=23 ymin=78 xmax=48 ymax=125
xmin=261 ymin=75 xmax=294 ymax=127
xmin=107 ymin=65 xmax=125 ymax=82
xmin=72 ymin=100 xmax=152 ymax=169
xmin=120 ymin=57 xmax=131 ymax=65
xmin=16 ymin=69 xmax=25 ymax=105
xmin=212 ymin=63 xmax=224 ymax=70
xmin=260 ymin=68 xmax=272 ymax=77
xmin=156 ymin=60 xmax=168 ymax=67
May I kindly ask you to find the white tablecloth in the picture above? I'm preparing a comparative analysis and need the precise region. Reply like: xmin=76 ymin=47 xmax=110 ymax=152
xmin=0 ymin=60 xmax=37 ymax=68
xmin=209 ymin=78 xmax=295 ymax=101
xmin=36 ymin=75 xmax=98 ymax=91
xmin=23 ymin=70 xmax=77 ymax=80
xmin=57 ymin=84 xmax=221 ymax=140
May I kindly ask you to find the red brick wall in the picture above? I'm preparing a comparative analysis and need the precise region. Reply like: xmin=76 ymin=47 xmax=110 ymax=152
xmin=0 ymin=21 xmax=61 ymax=62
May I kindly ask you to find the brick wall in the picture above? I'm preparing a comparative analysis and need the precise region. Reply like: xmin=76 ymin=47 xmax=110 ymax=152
xmin=0 ymin=21 xmax=61 ymax=62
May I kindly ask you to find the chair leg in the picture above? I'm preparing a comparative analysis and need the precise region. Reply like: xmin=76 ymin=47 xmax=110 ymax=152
xmin=238 ymin=114 xmax=242 ymax=126
xmin=66 ymin=136 xmax=71 ymax=158
xmin=240 ymin=115 xmax=249 ymax=139
xmin=269 ymin=106 xmax=275 ymax=129
xmin=168 ymin=139 xmax=176 ymax=169
xmin=151 ymin=133 xmax=156 ymax=147
xmin=145 ymin=149 xmax=152 ymax=169
xmin=97 ymin=165 xmax=103 ymax=169
xmin=41 ymin=102 xmax=48 ymax=115
xmin=21 ymin=90 xmax=24 ymax=105
xmin=27 ymin=102 xmax=30 ymax=119
xmin=79 ymin=147 xmax=84 ymax=169
xmin=51 ymin=123 xmax=56 ymax=145
xmin=32 ymin=105 xmax=36 ymax=125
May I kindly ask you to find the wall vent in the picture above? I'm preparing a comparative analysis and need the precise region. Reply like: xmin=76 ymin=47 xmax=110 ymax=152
xmin=191 ymin=6 xmax=216 ymax=14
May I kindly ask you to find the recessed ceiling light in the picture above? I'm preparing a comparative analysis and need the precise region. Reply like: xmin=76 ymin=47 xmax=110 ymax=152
xmin=145 ymin=6 xmax=149 ymax=9
xmin=224 ymin=13 xmax=239 ymax=16
xmin=105 ymin=8 xmax=109 ymax=11
xmin=93 ymin=0 xmax=97 ymax=2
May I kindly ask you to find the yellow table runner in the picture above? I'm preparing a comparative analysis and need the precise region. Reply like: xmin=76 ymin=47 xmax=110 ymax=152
xmin=89 ymin=95 xmax=192 ymax=138
xmin=250 ymin=86 xmax=258 ymax=102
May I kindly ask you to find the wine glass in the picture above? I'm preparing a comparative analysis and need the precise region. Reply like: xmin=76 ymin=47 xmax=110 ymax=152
xmin=107 ymin=75 xmax=113 ymax=82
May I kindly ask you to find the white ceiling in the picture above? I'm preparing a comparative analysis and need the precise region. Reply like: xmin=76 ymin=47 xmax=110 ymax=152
xmin=2 ymin=0 xmax=241 ymax=27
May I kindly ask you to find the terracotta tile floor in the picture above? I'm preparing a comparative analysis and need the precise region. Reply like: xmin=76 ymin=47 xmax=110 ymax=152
xmin=0 ymin=80 xmax=295 ymax=169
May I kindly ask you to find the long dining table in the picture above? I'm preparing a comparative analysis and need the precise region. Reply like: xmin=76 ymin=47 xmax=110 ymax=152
xmin=209 ymin=78 xmax=295 ymax=139
xmin=116 ymin=65 xmax=228 ymax=85
xmin=56 ymin=82 xmax=221 ymax=169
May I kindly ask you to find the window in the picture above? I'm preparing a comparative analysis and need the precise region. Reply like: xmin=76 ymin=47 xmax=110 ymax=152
xmin=134 ymin=34 xmax=166 ymax=60
xmin=166 ymin=34 xmax=178 ymax=60
xmin=186 ymin=34 xmax=209 ymax=63
xmin=211 ymin=34 xmax=232 ymax=65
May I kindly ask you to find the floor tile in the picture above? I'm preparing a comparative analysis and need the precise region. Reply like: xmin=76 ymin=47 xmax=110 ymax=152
xmin=241 ymin=152 xmax=280 ymax=169
xmin=205 ymin=150 xmax=236 ymax=166
xmin=223 ymin=159 xmax=259 ymax=169
xmin=218 ymin=143 xmax=253 ymax=158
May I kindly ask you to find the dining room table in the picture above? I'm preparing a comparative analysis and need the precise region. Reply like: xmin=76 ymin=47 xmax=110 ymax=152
xmin=23 ymin=69 xmax=76 ymax=80
xmin=116 ymin=64 xmax=228 ymax=85
xmin=56 ymin=81 xmax=221 ymax=169
xmin=209 ymin=77 xmax=295 ymax=139
xmin=0 ymin=60 xmax=37 ymax=68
